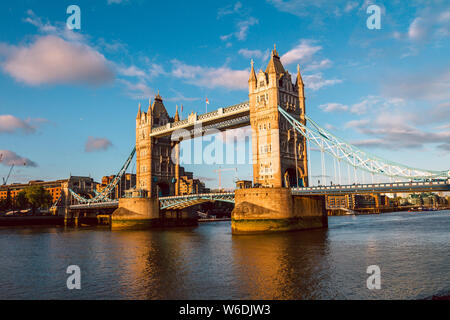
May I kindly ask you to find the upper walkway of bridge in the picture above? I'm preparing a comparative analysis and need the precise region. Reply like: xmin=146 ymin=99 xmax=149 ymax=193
xmin=149 ymin=101 xmax=249 ymax=138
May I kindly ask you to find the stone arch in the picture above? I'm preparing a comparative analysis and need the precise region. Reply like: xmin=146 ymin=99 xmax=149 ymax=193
xmin=283 ymin=168 xmax=297 ymax=188
xmin=156 ymin=182 xmax=170 ymax=197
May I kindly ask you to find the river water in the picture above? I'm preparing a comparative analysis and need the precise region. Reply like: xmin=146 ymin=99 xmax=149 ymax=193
xmin=0 ymin=210 xmax=448 ymax=300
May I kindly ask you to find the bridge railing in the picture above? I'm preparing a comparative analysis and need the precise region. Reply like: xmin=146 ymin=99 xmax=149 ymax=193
xmin=291 ymin=179 xmax=450 ymax=193
xmin=198 ymin=110 xmax=219 ymax=120
xmin=293 ymin=180 xmax=448 ymax=190
xmin=159 ymin=192 xmax=235 ymax=200
xmin=223 ymin=102 xmax=249 ymax=114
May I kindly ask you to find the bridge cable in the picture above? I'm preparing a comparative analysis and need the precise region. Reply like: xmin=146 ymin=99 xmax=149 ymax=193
xmin=278 ymin=106 xmax=448 ymax=180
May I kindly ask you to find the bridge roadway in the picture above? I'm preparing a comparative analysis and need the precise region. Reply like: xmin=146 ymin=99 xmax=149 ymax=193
xmin=68 ymin=180 xmax=450 ymax=211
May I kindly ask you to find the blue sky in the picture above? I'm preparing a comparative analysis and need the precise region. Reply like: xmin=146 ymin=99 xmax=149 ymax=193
xmin=0 ymin=0 xmax=449 ymax=189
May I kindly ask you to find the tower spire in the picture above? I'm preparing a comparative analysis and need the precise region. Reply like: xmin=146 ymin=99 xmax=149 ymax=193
xmin=272 ymin=43 xmax=279 ymax=57
xmin=155 ymin=90 xmax=162 ymax=101
xmin=265 ymin=45 xmax=284 ymax=74
xmin=297 ymin=64 xmax=306 ymax=121
xmin=136 ymin=102 xmax=141 ymax=119
xmin=296 ymin=64 xmax=303 ymax=85
xmin=174 ymin=104 xmax=180 ymax=121
xmin=249 ymin=59 xmax=257 ymax=83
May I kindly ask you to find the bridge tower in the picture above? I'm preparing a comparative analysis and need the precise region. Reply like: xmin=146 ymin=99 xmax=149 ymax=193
xmin=111 ymin=93 xmax=190 ymax=229
xmin=135 ymin=93 xmax=177 ymax=198
xmin=249 ymin=45 xmax=308 ymax=188
xmin=232 ymin=46 xmax=326 ymax=234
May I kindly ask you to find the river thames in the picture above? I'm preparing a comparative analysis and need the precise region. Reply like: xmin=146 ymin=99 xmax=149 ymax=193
xmin=0 ymin=210 xmax=448 ymax=300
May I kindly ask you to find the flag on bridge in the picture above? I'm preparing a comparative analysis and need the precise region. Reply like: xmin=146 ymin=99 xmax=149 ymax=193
xmin=205 ymin=97 xmax=210 ymax=113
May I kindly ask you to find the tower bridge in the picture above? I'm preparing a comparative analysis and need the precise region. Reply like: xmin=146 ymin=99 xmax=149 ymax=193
xmin=63 ymin=46 xmax=450 ymax=233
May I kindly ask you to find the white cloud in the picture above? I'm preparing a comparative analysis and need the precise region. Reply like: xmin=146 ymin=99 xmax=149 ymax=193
xmin=117 ymin=63 xmax=165 ymax=80
xmin=0 ymin=150 xmax=37 ymax=167
xmin=344 ymin=1 xmax=359 ymax=13
xmin=408 ymin=17 xmax=430 ymax=41
xmin=346 ymin=112 xmax=450 ymax=150
xmin=268 ymin=0 xmax=329 ymax=17
xmin=98 ymin=38 xmax=128 ymax=53
xmin=218 ymin=2 xmax=242 ymax=18
xmin=148 ymin=63 xmax=166 ymax=78
xmin=116 ymin=61 xmax=164 ymax=98
xmin=281 ymin=40 xmax=322 ymax=65
xmin=3 ymin=11 xmax=116 ymax=87
xmin=117 ymin=65 xmax=146 ymax=78
xmin=0 ymin=115 xmax=43 ymax=134
xmin=303 ymin=73 xmax=342 ymax=91
xmin=305 ymin=59 xmax=332 ymax=71
xmin=24 ymin=10 xmax=84 ymax=43
xmin=220 ymin=34 xmax=233 ymax=41
xmin=171 ymin=60 xmax=248 ymax=90
xmin=220 ymin=17 xmax=258 ymax=42
xmin=350 ymin=96 xmax=380 ymax=115
xmin=238 ymin=48 xmax=264 ymax=59
xmin=393 ymin=7 xmax=450 ymax=42
xmin=345 ymin=119 xmax=370 ymax=128
xmin=319 ymin=103 xmax=348 ymax=113
xmin=118 ymin=79 xmax=154 ymax=100
xmin=24 ymin=10 xmax=58 ymax=34
xmin=268 ymin=0 xmax=362 ymax=18
xmin=85 ymin=136 xmax=112 ymax=152
xmin=165 ymin=89 xmax=200 ymax=102
xmin=382 ymin=67 xmax=450 ymax=102
xmin=235 ymin=17 xmax=258 ymax=41
xmin=321 ymin=96 xmax=405 ymax=115
xmin=1 ymin=35 xmax=114 ymax=86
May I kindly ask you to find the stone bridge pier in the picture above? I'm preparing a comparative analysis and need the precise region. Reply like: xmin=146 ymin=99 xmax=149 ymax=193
xmin=232 ymin=188 xmax=327 ymax=234
xmin=111 ymin=197 xmax=196 ymax=230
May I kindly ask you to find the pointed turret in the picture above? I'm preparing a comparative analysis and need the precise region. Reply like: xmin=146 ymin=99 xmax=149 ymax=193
xmin=174 ymin=105 xmax=180 ymax=122
xmin=136 ymin=102 xmax=141 ymax=119
xmin=150 ymin=91 xmax=169 ymax=127
xmin=296 ymin=64 xmax=303 ymax=86
xmin=297 ymin=64 xmax=306 ymax=121
xmin=147 ymin=98 xmax=152 ymax=114
xmin=155 ymin=90 xmax=162 ymax=101
xmin=273 ymin=43 xmax=279 ymax=57
xmin=248 ymin=59 xmax=257 ymax=93
xmin=265 ymin=44 xmax=285 ymax=75
xmin=249 ymin=59 xmax=257 ymax=82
